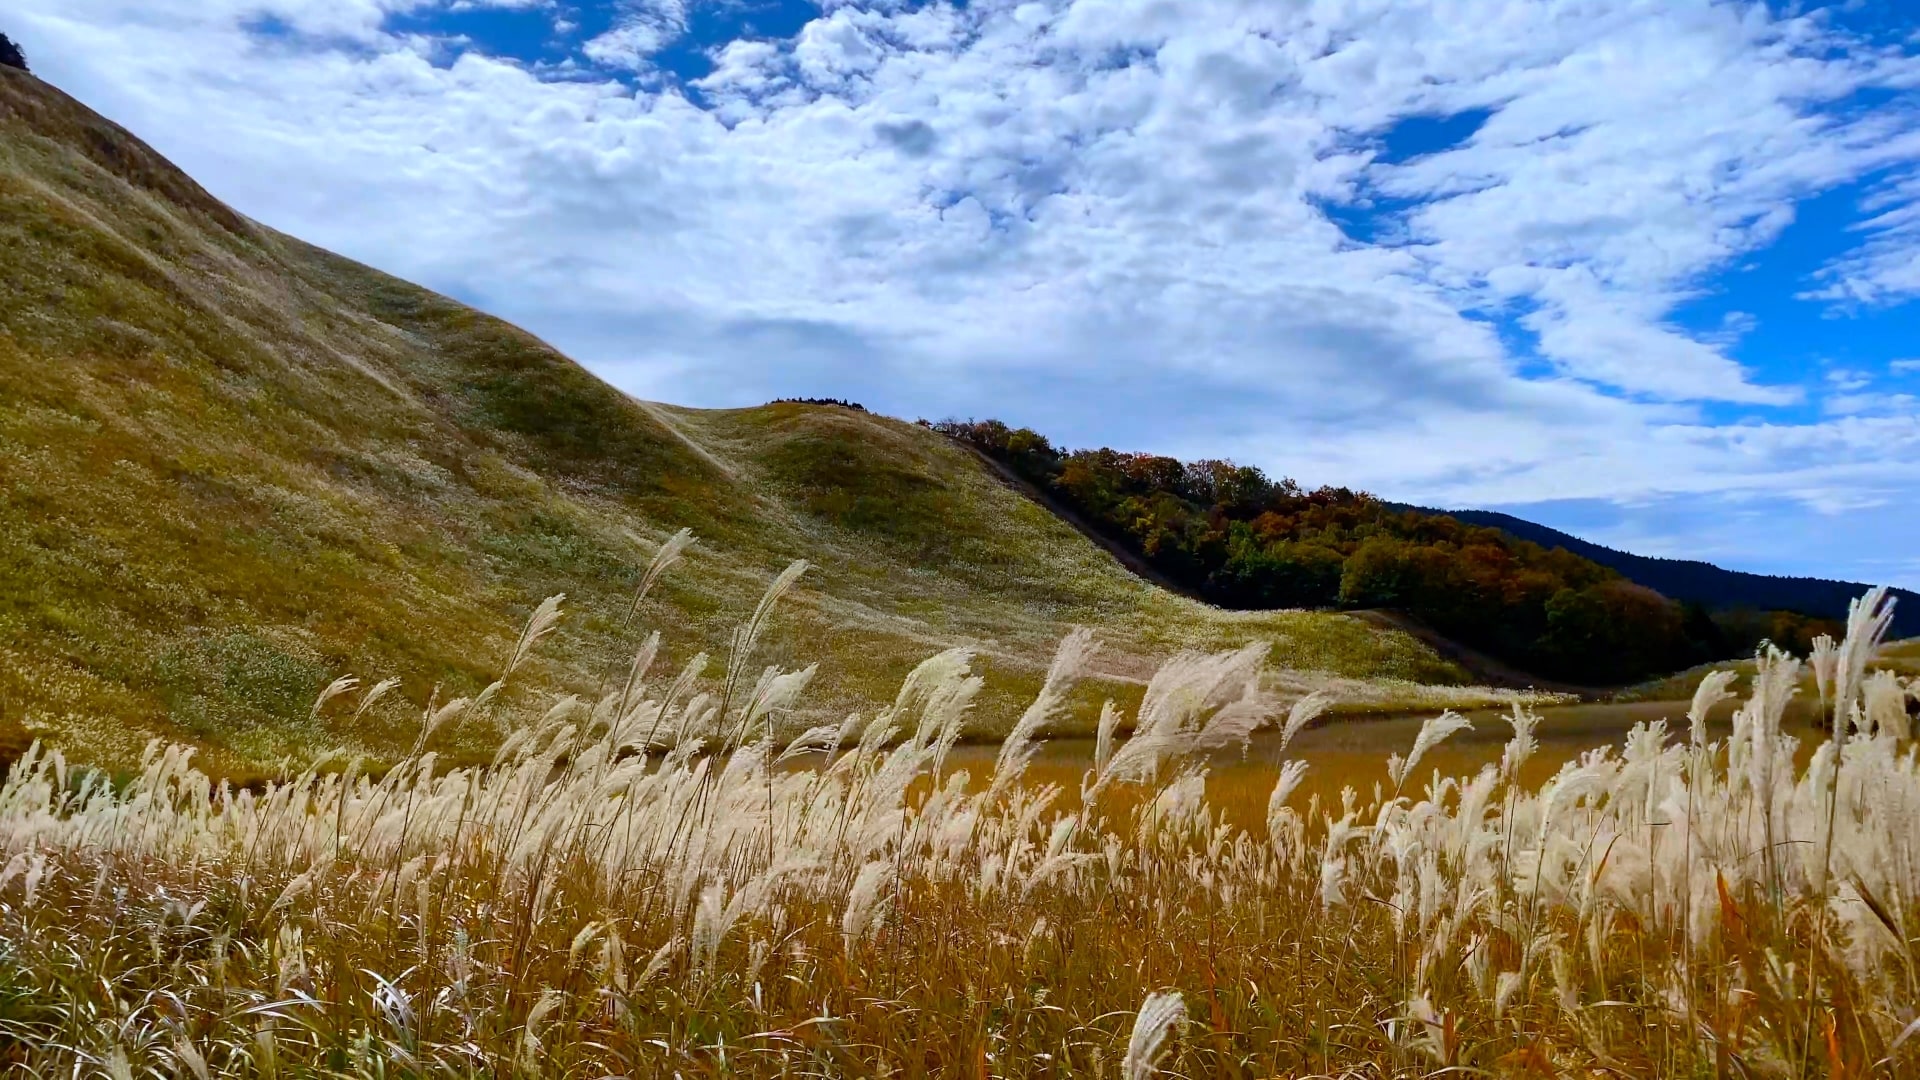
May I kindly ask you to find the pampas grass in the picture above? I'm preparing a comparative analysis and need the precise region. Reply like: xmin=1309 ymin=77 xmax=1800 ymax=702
xmin=1122 ymin=990 xmax=1186 ymax=1080
xmin=0 ymin=561 xmax=1917 ymax=1077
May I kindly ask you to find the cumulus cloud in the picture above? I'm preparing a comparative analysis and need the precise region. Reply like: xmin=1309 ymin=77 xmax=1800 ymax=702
xmin=10 ymin=0 xmax=1920 ymax=583
xmin=793 ymin=8 xmax=885 ymax=85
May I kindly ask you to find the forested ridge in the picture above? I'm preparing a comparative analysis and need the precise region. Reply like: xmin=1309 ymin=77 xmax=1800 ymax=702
xmin=937 ymin=419 xmax=1843 ymax=685
xmin=1426 ymin=507 xmax=1920 ymax=640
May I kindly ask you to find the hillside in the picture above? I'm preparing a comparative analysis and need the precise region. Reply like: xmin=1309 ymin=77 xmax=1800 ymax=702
xmin=1428 ymin=508 xmax=1919 ymax=638
xmin=939 ymin=420 xmax=1752 ymax=684
xmin=0 ymin=68 xmax=1488 ymax=773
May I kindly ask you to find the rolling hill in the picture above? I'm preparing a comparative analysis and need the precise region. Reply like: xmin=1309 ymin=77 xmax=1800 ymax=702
xmin=0 ymin=66 xmax=1490 ymax=774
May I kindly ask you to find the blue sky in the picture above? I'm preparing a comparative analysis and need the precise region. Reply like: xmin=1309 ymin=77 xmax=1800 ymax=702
xmin=13 ymin=0 xmax=1920 ymax=586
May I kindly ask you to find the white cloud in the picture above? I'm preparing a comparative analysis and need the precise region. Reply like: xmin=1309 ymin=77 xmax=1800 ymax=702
xmin=1353 ymin=4 xmax=1920 ymax=403
xmin=1805 ymin=174 xmax=1920 ymax=307
xmin=1827 ymin=392 xmax=1918 ymax=418
xmin=449 ymin=0 xmax=549 ymax=11
xmin=793 ymin=8 xmax=885 ymax=85
xmin=582 ymin=0 xmax=689 ymax=70
xmin=11 ymin=0 xmax=1920 ymax=582
xmin=1827 ymin=368 xmax=1873 ymax=392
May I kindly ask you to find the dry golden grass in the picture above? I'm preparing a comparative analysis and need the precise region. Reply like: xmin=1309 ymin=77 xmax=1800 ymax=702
xmin=0 ymin=558 xmax=1914 ymax=1078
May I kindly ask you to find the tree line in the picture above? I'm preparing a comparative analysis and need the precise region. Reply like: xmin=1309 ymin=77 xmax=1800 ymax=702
xmin=0 ymin=33 xmax=28 ymax=73
xmin=937 ymin=418 xmax=1840 ymax=685
xmin=772 ymin=397 xmax=866 ymax=412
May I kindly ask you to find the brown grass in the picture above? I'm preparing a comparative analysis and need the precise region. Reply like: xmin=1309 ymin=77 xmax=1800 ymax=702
xmin=0 ymin=576 xmax=1913 ymax=1077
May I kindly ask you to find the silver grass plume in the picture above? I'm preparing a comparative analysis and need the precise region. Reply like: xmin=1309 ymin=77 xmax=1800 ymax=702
xmin=504 ymin=594 xmax=566 ymax=679
xmin=841 ymin=859 xmax=893 ymax=948
xmin=1194 ymin=643 xmax=1279 ymax=752
xmin=1500 ymin=703 xmax=1541 ymax=782
xmin=1742 ymin=645 xmax=1800 ymax=803
xmin=1862 ymin=670 xmax=1911 ymax=742
xmin=734 ymin=664 xmax=819 ymax=746
xmin=1091 ymin=642 xmax=1271 ymax=796
xmin=1388 ymin=712 xmax=1473 ymax=792
xmin=1811 ymin=634 xmax=1839 ymax=715
xmin=422 ymin=696 xmax=471 ymax=744
xmin=910 ymin=653 xmax=984 ymax=771
xmin=629 ymin=528 xmax=695 ymax=622
xmin=309 ymin=676 xmax=359 ymax=721
xmin=1265 ymin=759 xmax=1310 ymax=846
xmin=1834 ymin=586 xmax=1896 ymax=738
xmin=774 ymin=722 xmax=847 ymax=764
xmin=351 ymin=677 xmax=402 ymax=723
xmin=596 ymin=529 xmax=694 ymax=723
xmin=1687 ymin=669 xmax=1739 ymax=748
xmin=1093 ymin=700 xmax=1122 ymax=778
xmin=878 ymin=647 xmax=976 ymax=745
xmin=1277 ymin=690 xmax=1334 ymax=754
xmin=612 ymin=631 xmax=662 ymax=722
xmin=1123 ymin=990 xmax=1186 ymax=1080
xmin=1319 ymin=812 xmax=1367 ymax=907
xmin=639 ymin=652 xmax=711 ymax=750
xmin=729 ymin=560 xmax=808 ymax=680
xmin=718 ymin=561 xmax=809 ymax=730
xmin=992 ymin=628 xmax=1098 ymax=799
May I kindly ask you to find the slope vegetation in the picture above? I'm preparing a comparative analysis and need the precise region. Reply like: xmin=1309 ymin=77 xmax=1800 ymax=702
xmin=1431 ymin=507 xmax=1918 ymax=638
xmin=0 ymin=69 xmax=1471 ymax=773
xmin=940 ymin=420 xmax=1742 ymax=685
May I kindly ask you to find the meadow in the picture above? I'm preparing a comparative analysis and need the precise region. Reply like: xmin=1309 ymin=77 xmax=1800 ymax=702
xmin=0 ymin=538 xmax=1915 ymax=1079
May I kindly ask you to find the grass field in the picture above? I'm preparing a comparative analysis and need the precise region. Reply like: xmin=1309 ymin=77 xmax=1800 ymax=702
xmin=0 ymin=568 xmax=1913 ymax=1077
xmin=0 ymin=66 xmax=1507 ymax=779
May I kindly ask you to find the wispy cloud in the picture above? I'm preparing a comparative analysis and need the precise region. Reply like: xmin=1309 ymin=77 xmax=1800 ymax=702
xmin=1804 ymin=174 xmax=1920 ymax=308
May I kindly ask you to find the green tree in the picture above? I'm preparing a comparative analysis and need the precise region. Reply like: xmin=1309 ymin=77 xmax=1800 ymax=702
xmin=1543 ymin=581 xmax=1688 ymax=683
xmin=934 ymin=415 xmax=1796 ymax=685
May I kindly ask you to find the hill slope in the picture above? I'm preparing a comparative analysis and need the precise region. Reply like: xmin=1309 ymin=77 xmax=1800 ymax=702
xmin=938 ymin=420 xmax=1769 ymax=685
xmin=0 ymin=68 xmax=1480 ymax=772
xmin=1428 ymin=508 xmax=1918 ymax=638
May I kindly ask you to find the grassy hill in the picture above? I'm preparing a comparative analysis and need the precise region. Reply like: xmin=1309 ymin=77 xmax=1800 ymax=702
xmin=0 ymin=67 xmax=1491 ymax=775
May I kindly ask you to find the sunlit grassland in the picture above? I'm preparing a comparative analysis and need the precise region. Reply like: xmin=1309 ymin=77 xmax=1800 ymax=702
xmin=17 ymin=65 xmax=1920 ymax=1078
xmin=0 ymin=66 xmax=1494 ymax=779
xmin=0 ymin=541 xmax=1914 ymax=1077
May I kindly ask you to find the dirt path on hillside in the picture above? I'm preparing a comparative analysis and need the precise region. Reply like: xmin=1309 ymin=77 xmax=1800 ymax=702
xmin=954 ymin=442 xmax=1206 ymax=600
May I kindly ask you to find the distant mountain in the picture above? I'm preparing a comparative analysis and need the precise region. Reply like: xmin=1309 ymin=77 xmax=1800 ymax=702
xmin=1418 ymin=508 xmax=1919 ymax=639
